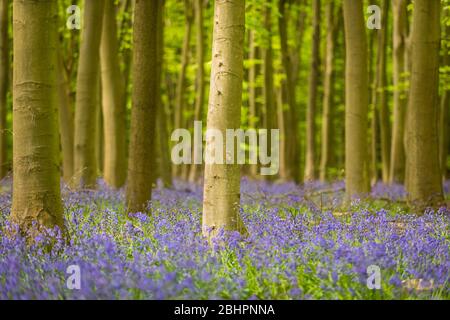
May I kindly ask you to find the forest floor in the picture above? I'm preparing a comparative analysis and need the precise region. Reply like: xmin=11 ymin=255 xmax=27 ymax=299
xmin=0 ymin=178 xmax=449 ymax=299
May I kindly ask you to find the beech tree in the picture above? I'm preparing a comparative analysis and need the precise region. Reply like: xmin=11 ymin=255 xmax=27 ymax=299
xmin=390 ymin=0 xmax=408 ymax=184
xmin=126 ymin=0 xmax=159 ymax=213
xmin=188 ymin=0 xmax=206 ymax=183
xmin=74 ymin=0 xmax=105 ymax=188
xmin=405 ymin=0 xmax=444 ymax=208
xmin=343 ymin=0 xmax=370 ymax=197
xmin=100 ymin=0 xmax=127 ymax=188
xmin=305 ymin=0 xmax=321 ymax=181
xmin=0 ymin=0 xmax=8 ymax=179
xmin=320 ymin=1 xmax=339 ymax=182
xmin=11 ymin=0 xmax=64 ymax=232
xmin=202 ymin=0 xmax=246 ymax=238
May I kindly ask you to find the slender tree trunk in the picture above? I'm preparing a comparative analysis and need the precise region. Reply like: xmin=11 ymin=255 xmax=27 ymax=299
xmin=156 ymin=0 xmax=172 ymax=188
xmin=343 ymin=0 xmax=370 ymax=198
xmin=405 ymin=0 xmax=443 ymax=209
xmin=305 ymin=0 xmax=321 ymax=181
xmin=96 ymin=89 xmax=104 ymax=175
xmin=276 ymin=85 xmax=287 ymax=179
xmin=202 ymin=0 xmax=246 ymax=238
xmin=126 ymin=0 xmax=159 ymax=213
xmin=320 ymin=1 xmax=337 ymax=182
xmin=100 ymin=0 xmax=127 ymax=188
xmin=12 ymin=0 xmax=64 ymax=232
xmin=439 ymin=11 xmax=450 ymax=182
xmin=174 ymin=0 xmax=193 ymax=179
xmin=57 ymin=50 xmax=75 ymax=184
xmin=263 ymin=4 xmax=276 ymax=181
xmin=0 ymin=0 xmax=8 ymax=178
xmin=188 ymin=0 xmax=205 ymax=183
xmin=377 ymin=0 xmax=390 ymax=183
xmin=247 ymin=29 xmax=260 ymax=178
xmin=369 ymin=30 xmax=379 ymax=186
xmin=74 ymin=0 xmax=105 ymax=188
xmin=389 ymin=0 xmax=408 ymax=184
xmin=278 ymin=0 xmax=301 ymax=183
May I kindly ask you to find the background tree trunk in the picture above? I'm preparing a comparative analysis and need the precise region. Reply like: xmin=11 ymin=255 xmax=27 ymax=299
xmin=390 ymin=0 xmax=408 ymax=184
xmin=278 ymin=0 xmax=301 ymax=183
xmin=202 ymin=0 xmax=246 ymax=238
xmin=247 ymin=29 xmax=260 ymax=178
xmin=305 ymin=0 xmax=321 ymax=181
xmin=173 ymin=0 xmax=193 ymax=179
xmin=11 ymin=0 xmax=64 ymax=232
xmin=320 ymin=1 xmax=338 ymax=182
xmin=343 ymin=0 xmax=370 ymax=198
xmin=440 ymin=12 xmax=450 ymax=182
xmin=57 ymin=49 xmax=74 ymax=184
xmin=126 ymin=0 xmax=159 ymax=213
xmin=188 ymin=0 xmax=206 ymax=183
xmin=377 ymin=0 xmax=391 ymax=184
xmin=74 ymin=0 xmax=105 ymax=188
xmin=0 ymin=0 xmax=9 ymax=179
xmin=101 ymin=0 xmax=127 ymax=188
xmin=157 ymin=0 xmax=172 ymax=188
xmin=405 ymin=0 xmax=443 ymax=209
xmin=263 ymin=4 xmax=276 ymax=181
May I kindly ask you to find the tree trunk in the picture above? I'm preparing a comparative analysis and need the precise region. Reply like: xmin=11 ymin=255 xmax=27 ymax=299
xmin=278 ymin=0 xmax=301 ymax=183
xmin=263 ymin=4 xmax=276 ymax=181
xmin=173 ymin=1 xmax=193 ymax=179
xmin=126 ymin=0 xmax=159 ymax=213
xmin=57 ymin=49 xmax=74 ymax=184
xmin=376 ymin=0 xmax=390 ymax=184
xmin=440 ymin=12 xmax=450 ymax=182
xmin=369 ymin=29 xmax=379 ymax=186
xmin=202 ymin=0 xmax=246 ymax=238
xmin=74 ymin=0 xmax=105 ymax=188
xmin=406 ymin=0 xmax=443 ymax=209
xmin=188 ymin=0 xmax=205 ymax=183
xmin=11 ymin=0 xmax=64 ymax=232
xmin=320 ymin=1 xmax=338 ymax=182
xmin=343 ymin=0 xmax=370 ymax=198
xmin=157 ymin=0 xmax=172 ymax=188
xmin=247 ymin=29 xmax=260 ymax=178
xmin=389 ymin=0 xmax=408 ymax=184
xmin=305 ymin=0 xmax=321 ymax=181
xmin=100 ymin=0 xmax=127 ymax=188
xmin=0 ymin=0 xmax=9 ymax=179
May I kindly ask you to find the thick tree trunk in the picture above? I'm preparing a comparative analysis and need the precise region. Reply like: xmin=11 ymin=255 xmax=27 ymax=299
xmin=173 ymin=0 xmax=193 ymax=179
xmin=278 ymin=0 xmax=301 ymax=183
xmin=319 ymin=1 xmax=337 ymax=182
xmin=0 ymin=0 xmax=8 ymax=178
xmin=74 ymin=0 xmax=105 ymax=188
xmin=377 ymin=0 xmax=391 ymax=184
xmin=188 ymin=0 xmax=205 ymax=183
xmin=305 ymin=0 xmax=321 ymax=181
xmin=126 ymin=0 xmax=159 ymax=213
xmin=389 ymin=0 xmax=408 ymax=184
xmin=202 ymin=0 xmax=246 ymax=238
xmin=343 ymin=0 xmax=370 ymax=198
xmin=405 ymin=0 xmax=443 ymax=209
xmin=12 ymin=0 xmax=64 ymax=232
xmin=100 ymin=0 xmax=127 ymax=188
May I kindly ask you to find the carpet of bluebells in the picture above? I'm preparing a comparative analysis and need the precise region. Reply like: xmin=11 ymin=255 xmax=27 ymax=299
xmin=0 ymin=178 xmax=449 ymax=300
